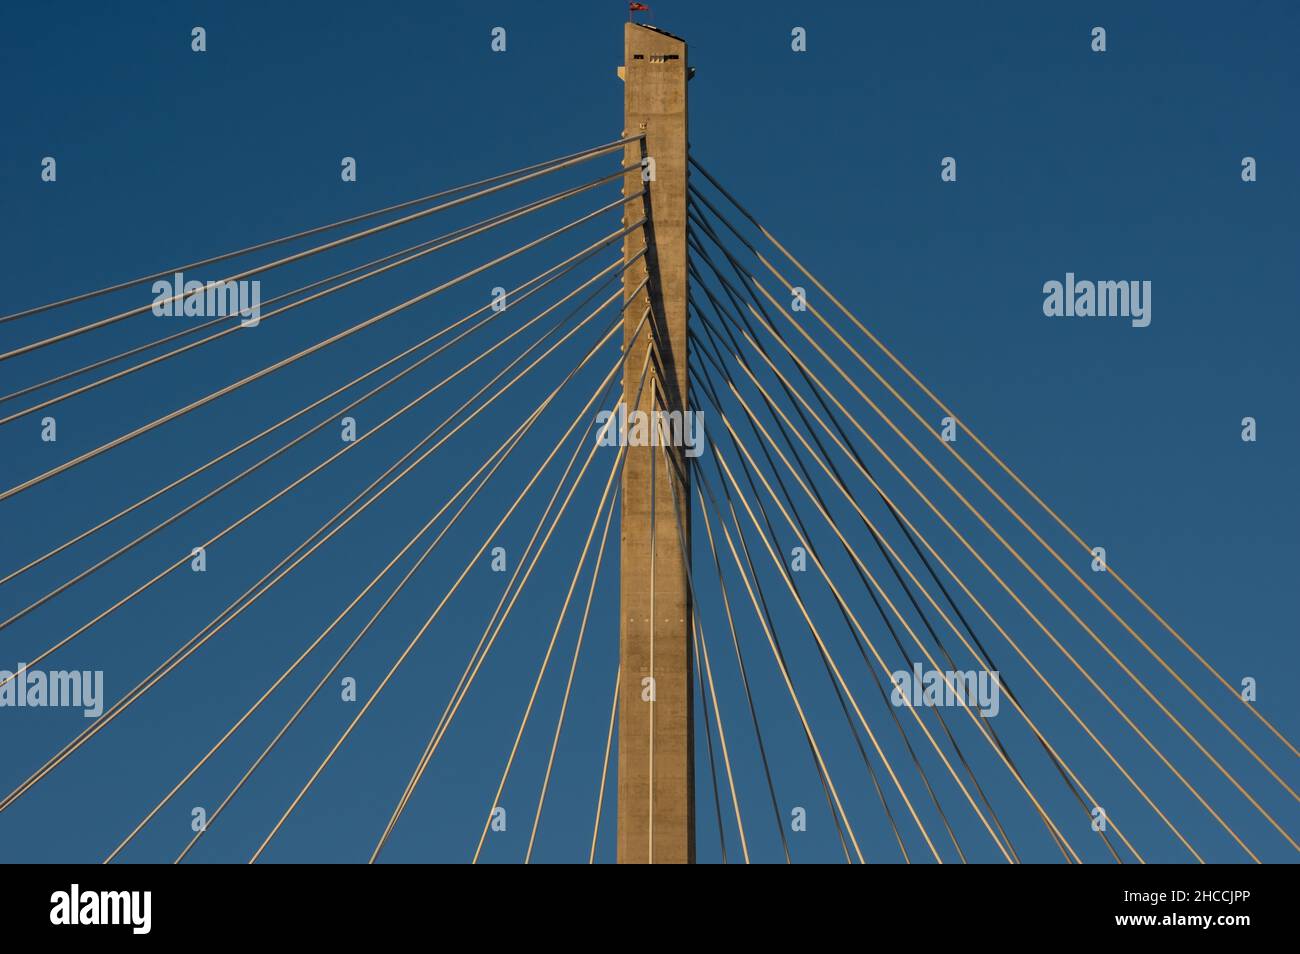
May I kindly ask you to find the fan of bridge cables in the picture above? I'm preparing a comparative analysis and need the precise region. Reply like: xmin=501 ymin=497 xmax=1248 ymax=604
xmin=679 ymin=156 xmax=1299 ymax=864
xmin=0 ymin=136 xmax=1294 ymax=863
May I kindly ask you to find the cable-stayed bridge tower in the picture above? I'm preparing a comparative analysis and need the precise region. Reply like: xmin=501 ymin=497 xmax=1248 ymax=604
xmin=617 ymin=22 xmax=694 ymax=865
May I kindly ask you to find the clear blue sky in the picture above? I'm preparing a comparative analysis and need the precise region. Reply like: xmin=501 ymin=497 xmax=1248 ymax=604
xmin=1 ymin=1 xmax=1296 ymax=863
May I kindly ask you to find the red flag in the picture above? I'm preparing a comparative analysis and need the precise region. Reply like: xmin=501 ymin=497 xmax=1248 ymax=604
xmin=629 ymin=2 xmax=649 ymax=11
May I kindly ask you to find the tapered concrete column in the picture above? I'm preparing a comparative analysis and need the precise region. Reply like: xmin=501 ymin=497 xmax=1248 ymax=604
xmin=617 ymin=22 xmax=693 ymax=864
